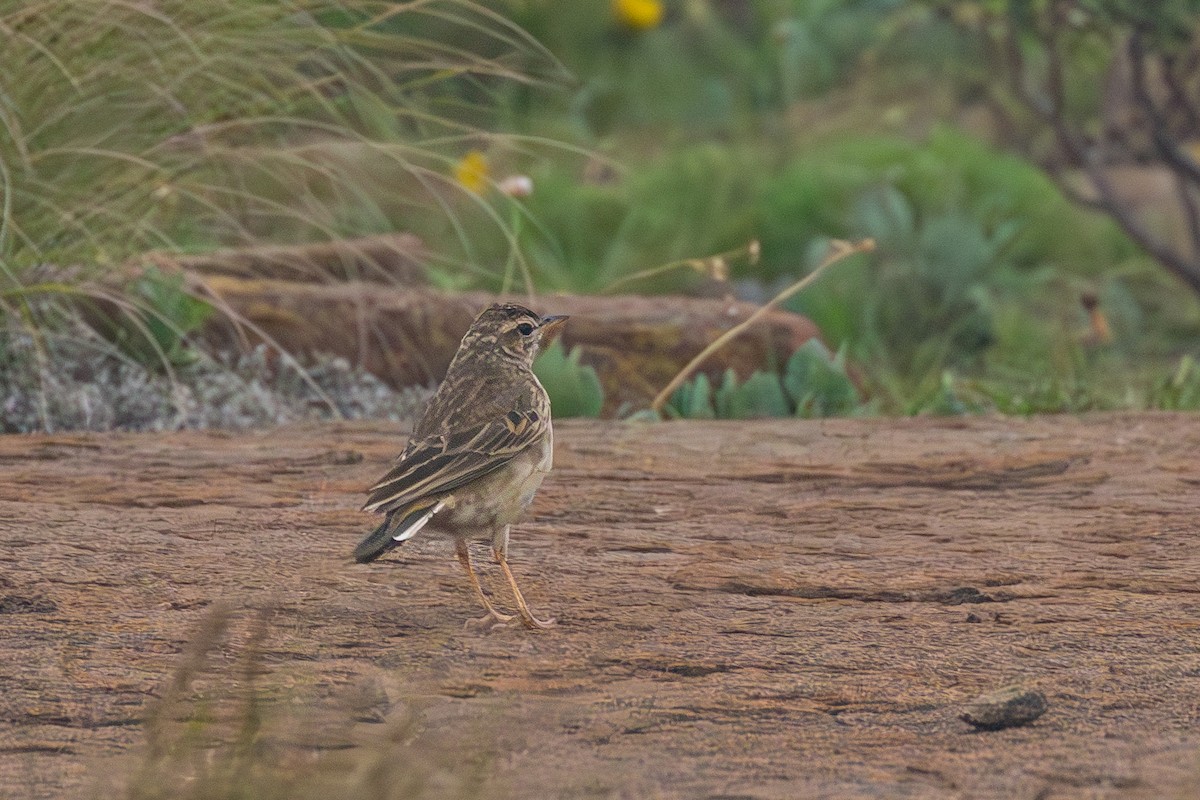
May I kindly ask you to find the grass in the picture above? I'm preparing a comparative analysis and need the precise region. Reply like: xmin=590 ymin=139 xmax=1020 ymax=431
xmin=103 ymin=605 xmax=491 ymax=800
xmin=0 ymin=0 xmax=565 ymax=428
xmin=1 ymin=0 xmax=564 ymax=270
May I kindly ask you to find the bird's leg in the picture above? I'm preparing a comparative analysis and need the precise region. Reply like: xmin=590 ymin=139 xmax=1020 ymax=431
xmin=492 ymin=527 xmax=555 ymax=629
xmin=494 ymin=550 xmax=556 ymax=629
xmin=455 ymin=538 xmax=514 ymax=624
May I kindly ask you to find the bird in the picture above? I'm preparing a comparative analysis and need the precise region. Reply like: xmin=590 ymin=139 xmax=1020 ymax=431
xmin=353 ymin=303 xmax=567 ymax=629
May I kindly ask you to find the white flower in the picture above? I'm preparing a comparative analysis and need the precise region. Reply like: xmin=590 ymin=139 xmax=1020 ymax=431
xmin=497 ymin=174 xmax=534 ymax=198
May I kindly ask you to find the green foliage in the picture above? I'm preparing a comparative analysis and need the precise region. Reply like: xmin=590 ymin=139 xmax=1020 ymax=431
xmin=508 ymin=0 xmax=906 ymax=136
xmin=722 ymin=369 xmax=792 ymax=418
xmin=533 ymin=340 xmax=604 ymax=418
xmin=0 ymin=0 xmax=561 ymax=427
xmin=667 ymin=339 xmax=860 ymax=419
xmin=969 ymin=0 xmax=1200 ymax=47
xmin=931 ymin=0 xmax=1200 ymax=297
xmin=756 ymin=128 xmax=1157 ymax=408
xmin=912 ymin=371 xmax=984 ymax=416
xmin=1150 ymin=355 xmax=1200 ymax=410
xmin=769 ymin=0 xmax=908 ymax=102
xmin=458 ymin=143 xmax=761 ymax=293
xmin=759 ymin=128 xmax=1135 ymax=281
xmin=669 ymin=372 xmax=717 ymax=419
xmin=783 ymin=340 xmax=860 ymax=416
xmin=117 ymin=270 xmax=213 ymax=368
xmin=855 ymin=186 xmax=1012 ymax=370
xmin=7 ymin=0 xmax=1200 ymax=425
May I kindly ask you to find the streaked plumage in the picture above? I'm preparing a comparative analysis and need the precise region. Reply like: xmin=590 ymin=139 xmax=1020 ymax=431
xmin=354 ymin=303 xmax=565 ymax=629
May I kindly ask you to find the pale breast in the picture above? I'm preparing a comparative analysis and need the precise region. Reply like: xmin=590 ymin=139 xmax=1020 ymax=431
xmin=436 ymin=427 xmax=553 ymax=536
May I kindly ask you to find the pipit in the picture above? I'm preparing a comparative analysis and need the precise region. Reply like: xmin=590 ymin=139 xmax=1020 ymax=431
xmin=354 ymin=303 xmax=566 ymax=629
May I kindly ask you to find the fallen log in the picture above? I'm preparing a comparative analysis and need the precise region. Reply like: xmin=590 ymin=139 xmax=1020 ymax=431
xmin=190 ymin=277 xmax=820 ymax=414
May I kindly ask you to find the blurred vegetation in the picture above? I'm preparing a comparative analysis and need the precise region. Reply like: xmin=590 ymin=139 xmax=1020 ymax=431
xmin=0 ymin=1 xmax=557 ymax=269
xmin=493 ymin=0 xmax=1200 ymax=416
xmin=664 ymin=340 xmax=860 ymax=419
xmin=3 ymin=0 xmax=1200 ymax=421
xmin=929 ymin=0 xmax=1200 ymax=295
xmin=107 ymin=270 xmax=214 ymax=368
xmin=533 ymin=340 xmax=605 ymax=417
xmin=0 ymin=0 xmax=559 ymax=382
xmin=105 ymin=606 xmax=488 ymax=800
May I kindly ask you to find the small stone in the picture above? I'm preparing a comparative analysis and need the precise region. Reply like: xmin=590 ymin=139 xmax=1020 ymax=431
xmin=940 ymin=586 xmax=994 ymax=605
xmin=965 ymin=612 xmax=982 ymax=623
xmin=960 ymin=685 xmax=1047 ymax=731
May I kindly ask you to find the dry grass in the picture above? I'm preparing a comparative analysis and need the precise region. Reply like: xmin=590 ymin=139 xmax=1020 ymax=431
xmin=0 ymin=1 xmax=561 ymax=430
xmin=95 ymin=605 xmax=491 ymax=800
xmin=0 ymin=0 xmax=558 ymax=272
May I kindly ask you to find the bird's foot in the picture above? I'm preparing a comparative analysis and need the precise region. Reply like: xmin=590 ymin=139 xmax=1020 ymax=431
xmin=518 ymin=612 xmax=557 ymax=630
xmin=463 ymin=606 xmax=516 ymax=633
xmin=464 ymin=609 xmax=516 ymax=631
xmin=463 ymin=616 xmax=505 ymax=631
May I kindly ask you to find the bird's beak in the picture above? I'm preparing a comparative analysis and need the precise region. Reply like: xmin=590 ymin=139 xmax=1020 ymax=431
xmin=537 ymin=314 xmax=568 ymax=344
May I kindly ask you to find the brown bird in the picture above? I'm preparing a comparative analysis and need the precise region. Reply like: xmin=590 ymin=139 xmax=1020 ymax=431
xmin=354 ymin=303 xmax=566 ymax=629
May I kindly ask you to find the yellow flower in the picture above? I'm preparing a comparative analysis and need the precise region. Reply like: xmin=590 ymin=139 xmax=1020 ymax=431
xmin=454 ymin=150 xmax=490 ymax=194
xmin=613 ymin=0 xmax=663 ymax=31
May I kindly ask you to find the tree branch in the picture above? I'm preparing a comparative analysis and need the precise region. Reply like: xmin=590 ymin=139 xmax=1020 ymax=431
xmin=966 ymin=1 xmax=1200 ymax=293
xmin=1127 ymin=31 xmax=1200 ymax=266
xmin=1160 ymin=53 xmax=1200 ymax=133
xmin=1128 ymin=32 xmax=1200 ymax=185
xmin=1042 ymin=14 xmax=1200 ymax=293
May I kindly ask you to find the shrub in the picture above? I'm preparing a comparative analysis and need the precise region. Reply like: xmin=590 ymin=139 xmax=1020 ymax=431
xmin=665 ymin=339 xmax=860 ymax=419
xmin=532 ymin=340 xmax=605 ymax=417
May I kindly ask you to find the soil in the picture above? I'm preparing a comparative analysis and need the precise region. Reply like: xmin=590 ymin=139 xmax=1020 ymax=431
xmin=3 ymin=412 xmax=1200 ymax=799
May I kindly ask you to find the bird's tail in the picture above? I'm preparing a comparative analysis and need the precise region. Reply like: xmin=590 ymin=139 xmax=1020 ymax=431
xmin=354 ymin=516 xmax=398 ymax=563
xmin=353 ymin=499 xmax=445 ymax=564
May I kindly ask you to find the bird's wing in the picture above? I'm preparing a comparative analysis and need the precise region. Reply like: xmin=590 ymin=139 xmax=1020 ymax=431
xmin=361 ymin=407 xmax=545 ymax=514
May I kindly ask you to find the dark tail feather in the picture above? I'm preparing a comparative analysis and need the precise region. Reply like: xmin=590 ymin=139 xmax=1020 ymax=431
xmin=354 ymin=515 xmax=399 ymax=563
xmin=354 ymin=501 xmax=442 ymax=563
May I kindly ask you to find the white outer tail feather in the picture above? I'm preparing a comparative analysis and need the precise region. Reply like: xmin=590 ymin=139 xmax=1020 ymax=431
xmin=393 ymin=500 xmax=446 ymax=543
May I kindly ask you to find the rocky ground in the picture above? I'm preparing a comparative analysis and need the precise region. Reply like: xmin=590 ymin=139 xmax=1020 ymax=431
xmin=3 ymin=413 xmax=1200 ymax=799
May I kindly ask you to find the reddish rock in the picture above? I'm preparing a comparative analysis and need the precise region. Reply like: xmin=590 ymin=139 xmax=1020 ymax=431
xmin=3 ymin=413 xmax=1200 ymax=798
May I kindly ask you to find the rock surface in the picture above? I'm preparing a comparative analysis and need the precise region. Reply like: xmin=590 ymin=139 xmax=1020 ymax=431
xmin=3 ymin=413 xmax=1200 ymax=798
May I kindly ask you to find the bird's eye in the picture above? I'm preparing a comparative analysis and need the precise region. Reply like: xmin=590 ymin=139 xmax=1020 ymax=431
xmin=516 ymin=322 xmax=535 ymax=336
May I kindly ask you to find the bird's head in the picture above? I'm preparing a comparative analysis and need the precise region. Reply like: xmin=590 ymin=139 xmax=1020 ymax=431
xmin=464 ymin=303 xmax=568 ymax=366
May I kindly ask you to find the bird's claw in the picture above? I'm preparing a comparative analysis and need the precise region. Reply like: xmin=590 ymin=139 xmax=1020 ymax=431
xmin=465 ymin=610 xmax=516 ymax=631
xmin=519 ymin=614 xmax=556 ymax=630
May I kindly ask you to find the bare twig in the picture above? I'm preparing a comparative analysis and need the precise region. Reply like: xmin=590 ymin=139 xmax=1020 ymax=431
xmin=601 ymin=240 xmax=757 ymax=295
xmin=1160 ymin=53 xmax=1200 ymax=133
xmin=1129 ymin=33 xmax=1200 ymax=186
xmin=1037 ymin=13 xmax=1200 ymax=292
xmin=1126 ymin=33 xmax=1200 ymax=259
xmin=1043 ymin=168 xmax=1109 ymax=213
xmin=958 ymin=2 xmax=1200 ymax=293
xmin=650 ymin=238 xmax=875 ymax=414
